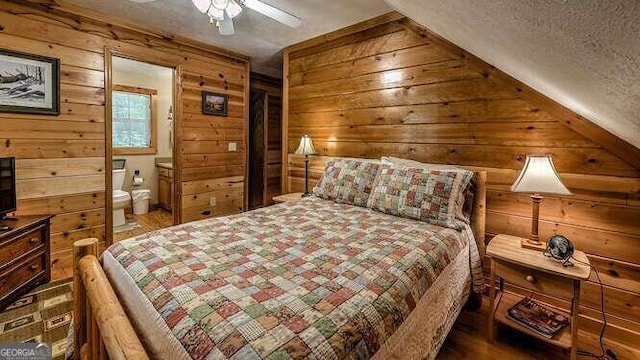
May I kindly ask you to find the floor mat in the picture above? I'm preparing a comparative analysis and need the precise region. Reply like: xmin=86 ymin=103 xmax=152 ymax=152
xmin=0 ymin=280 xmax=73 ymax=360
xmin=113 ymin=220 xmax=141 ymax=234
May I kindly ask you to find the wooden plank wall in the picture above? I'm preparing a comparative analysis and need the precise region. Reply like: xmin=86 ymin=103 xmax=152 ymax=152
xmin=0 ymin=0 xmax=249 ymax=279
xmin=283 ymin=13 xmax=640 ymax=347
xmin=180 ymin=57 xmax=248 ymax=222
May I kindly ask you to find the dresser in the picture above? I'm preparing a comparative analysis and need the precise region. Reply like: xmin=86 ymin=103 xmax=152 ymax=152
xmin=0 ymin=215 xmax=53 ymax=310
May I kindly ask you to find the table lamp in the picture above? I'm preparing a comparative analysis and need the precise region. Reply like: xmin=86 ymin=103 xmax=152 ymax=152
xmin=295 ymin=134 xmax=316 ymax=197
xmin=511 ymin=155 xmax=571 ymax=251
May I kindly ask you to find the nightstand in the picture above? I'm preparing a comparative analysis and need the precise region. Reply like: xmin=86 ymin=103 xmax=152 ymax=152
xmin=272 ymin=192 xmax=304 ymax=204
xmin=487 ymin=234 xmax=591 ymax=360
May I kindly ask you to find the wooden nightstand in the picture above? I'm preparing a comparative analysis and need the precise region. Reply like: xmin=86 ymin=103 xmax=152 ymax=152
xmin=272 ymin=192 xmax=304 ymax=204
xmin=487 ymin=234 xmax=591 ymax=360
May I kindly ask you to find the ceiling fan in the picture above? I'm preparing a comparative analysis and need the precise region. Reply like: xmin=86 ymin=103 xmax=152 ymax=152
xmin=128 ymin=0 xmax=302 ymax=36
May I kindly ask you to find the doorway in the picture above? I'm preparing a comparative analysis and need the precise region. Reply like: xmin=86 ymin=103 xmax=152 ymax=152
xmin=107 ymin=55 xmax=178 ymax=243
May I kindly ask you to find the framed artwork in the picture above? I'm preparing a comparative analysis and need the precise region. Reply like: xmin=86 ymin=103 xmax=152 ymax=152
xmin=0 ymin=49 xmax=60 ymax=115
xmin=201 ymin=91 xmax=228 ymax=116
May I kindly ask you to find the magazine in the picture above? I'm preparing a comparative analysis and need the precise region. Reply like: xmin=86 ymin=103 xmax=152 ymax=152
xmin=506 ymin=298 xmax=569 ymax=338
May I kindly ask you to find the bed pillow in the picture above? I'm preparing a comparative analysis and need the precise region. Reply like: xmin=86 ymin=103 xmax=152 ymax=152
xmin=366 ymin=167 xmax=474 ymax=229
xmin=380 ymin=156 xmax=461 ymax=169
xmin=379 ymin=156 xmax=475 ymax=224
xmin=313 ymin=159 xmax=381 ymax=207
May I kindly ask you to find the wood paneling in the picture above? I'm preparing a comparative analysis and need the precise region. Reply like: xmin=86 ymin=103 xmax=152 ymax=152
xmin=1 ymin=0 xmax=249 ymax=279
xmin=181 ymin=59 xmax=248 ymax=222
xmin=181 ymin=177 xmax=244 ymax=222
xmin=283 ymin=12 xmax=640 ymax=346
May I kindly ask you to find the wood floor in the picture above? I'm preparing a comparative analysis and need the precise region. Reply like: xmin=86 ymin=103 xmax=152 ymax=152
xmin=438 ymin=297 xmax=639 ymax=360
xmin=113 ymin=208 xmax=174 ymax=242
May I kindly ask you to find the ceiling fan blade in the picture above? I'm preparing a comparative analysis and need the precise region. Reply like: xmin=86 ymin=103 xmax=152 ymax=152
xmin=127 ymin=0 xmax=156 ymax=3
xmin=243 ymin=0 xmax=302 ymax=28
xmin=218 ymin=11 xmax=235 ymax=36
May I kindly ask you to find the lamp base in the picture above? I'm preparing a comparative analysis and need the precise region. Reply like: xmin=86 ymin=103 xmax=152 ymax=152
xmin=521 ymin=238 xmax=547 ymax=252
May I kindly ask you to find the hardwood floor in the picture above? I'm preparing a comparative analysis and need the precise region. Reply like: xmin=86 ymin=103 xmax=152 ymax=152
xmin=113 ymin=208 xmax=174 ymax=243
xmin=438 ymin=297 xmax=639 ymax=360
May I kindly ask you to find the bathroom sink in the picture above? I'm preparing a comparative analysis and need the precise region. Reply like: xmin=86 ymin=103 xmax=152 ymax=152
xmin=156 ymin=162 xmax=172 ymax=169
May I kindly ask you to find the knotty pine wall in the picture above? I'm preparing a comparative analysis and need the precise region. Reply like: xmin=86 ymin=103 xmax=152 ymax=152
xmin=0 ymin=0 xmax=249 ymax=279
xmin=283 ymin=13 xmax=640 ymax=346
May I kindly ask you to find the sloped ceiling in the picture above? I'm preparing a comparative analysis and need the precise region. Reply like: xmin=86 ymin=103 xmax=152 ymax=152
xmin=63 ymin=0 xmax=391 ymax=77
xmin=384 ymin=0 xmax=640 ymax=148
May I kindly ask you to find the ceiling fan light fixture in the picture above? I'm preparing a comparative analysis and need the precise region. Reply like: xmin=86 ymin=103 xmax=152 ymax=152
xmin=217 ymin=10 xmax=235 ymax=35
xmin=211 ymin=0 xmax=230 ymax=11
xmin=226 ymin=0 xmax=243 ymax=19
xmin=185 ymin=0 xmax=300 ymax=36
xmin=207 ymin=6 xmax=225 ymax=21
xmin=192 ymin=0 xmax=211 ymax=13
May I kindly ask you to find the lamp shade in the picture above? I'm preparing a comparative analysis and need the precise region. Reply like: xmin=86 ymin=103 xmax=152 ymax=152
xmin=295 ymin=135 xmax=316 ymax=155
xmin=511 ymin=155 xmax=571 ymax=195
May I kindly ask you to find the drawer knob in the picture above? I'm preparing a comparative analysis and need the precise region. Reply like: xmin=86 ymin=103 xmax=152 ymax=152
xmin=30 ymin=238 xmax=39 ymax=244
xmin=29 ymin=265 xmax=38 ymax=272
xmin=525 ymin=275 xmax=536 ymax=283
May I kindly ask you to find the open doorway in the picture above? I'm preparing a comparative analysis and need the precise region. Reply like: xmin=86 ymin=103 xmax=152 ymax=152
xmin=109 ymin=56 xmax=176 ymax=242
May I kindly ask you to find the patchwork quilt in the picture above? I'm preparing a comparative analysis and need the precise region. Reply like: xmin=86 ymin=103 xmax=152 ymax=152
xmin=106 ymin=197 xmax=473 ymax=359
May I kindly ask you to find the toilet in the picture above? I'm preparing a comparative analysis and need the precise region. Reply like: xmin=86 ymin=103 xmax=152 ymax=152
xmin=113 ymin=159 xmax=131 ymax=227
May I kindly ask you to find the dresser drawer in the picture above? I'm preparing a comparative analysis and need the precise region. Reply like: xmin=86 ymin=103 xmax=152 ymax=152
xmin=0 ymin=253 xmax=46 ymax=299
xmin=0 ymin=226 xmax=44 ymax=269
xmin=495 ymin=260 xmax=575 ymax=300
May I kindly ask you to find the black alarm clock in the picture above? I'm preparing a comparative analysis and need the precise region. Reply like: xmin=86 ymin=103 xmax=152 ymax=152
xmin=544 ymin=235 xmax=574 ymax=267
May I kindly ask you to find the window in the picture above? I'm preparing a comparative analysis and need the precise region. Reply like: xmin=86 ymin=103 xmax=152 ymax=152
xmin=112 ymin=85 xmax=157 ymax=155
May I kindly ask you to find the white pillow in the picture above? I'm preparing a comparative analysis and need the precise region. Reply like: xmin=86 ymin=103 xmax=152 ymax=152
xmin=334 ymin=156 xmax=380 ymax=164
xmin=380 ymin=156 xmax=460 ymax=169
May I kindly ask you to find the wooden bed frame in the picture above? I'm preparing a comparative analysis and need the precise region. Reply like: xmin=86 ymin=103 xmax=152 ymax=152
xmin=71 ymin=171 xmax=486 ymax=359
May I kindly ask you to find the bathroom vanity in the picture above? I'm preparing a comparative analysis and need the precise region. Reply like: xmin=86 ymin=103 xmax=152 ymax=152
xmin=157 ymin=162 xmax=173 ymax=212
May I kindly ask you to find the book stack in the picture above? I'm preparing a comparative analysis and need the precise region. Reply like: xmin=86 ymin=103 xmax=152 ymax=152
xmin=507 ymin=298 xmax=570 ymax=338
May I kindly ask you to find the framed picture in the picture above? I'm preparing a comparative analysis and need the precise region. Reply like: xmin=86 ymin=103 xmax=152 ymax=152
xmin=0 ymin=49 xmax=60 ymax=115
xmin=201 ymin=91 xmax=228 ymax=116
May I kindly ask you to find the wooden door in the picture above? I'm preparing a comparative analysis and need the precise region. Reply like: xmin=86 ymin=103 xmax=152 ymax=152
xmin=249 ymin=89 xmax=267 ymax=209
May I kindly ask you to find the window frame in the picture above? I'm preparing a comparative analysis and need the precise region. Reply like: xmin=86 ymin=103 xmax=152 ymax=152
xmin=112 ymin=84 xmax=158 ymax=155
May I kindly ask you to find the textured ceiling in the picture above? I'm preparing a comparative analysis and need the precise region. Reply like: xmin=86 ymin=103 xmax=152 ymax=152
xmin=64 ymin=0 xmax=391 ymax=77
xmin=385 ymin=0 xmax=640 ymax=148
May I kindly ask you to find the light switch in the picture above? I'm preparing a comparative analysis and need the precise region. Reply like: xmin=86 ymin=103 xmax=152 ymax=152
xmin=210 ymin=197 xmax=216 ymax=206
xmin=228 ymin=142 xmax=237 ymax=152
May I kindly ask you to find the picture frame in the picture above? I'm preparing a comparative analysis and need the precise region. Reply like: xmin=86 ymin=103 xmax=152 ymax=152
xmin=0 ymin=49 xmax=60 ymax=115
xmin=201 ymin=91 xmax=228 ymax=116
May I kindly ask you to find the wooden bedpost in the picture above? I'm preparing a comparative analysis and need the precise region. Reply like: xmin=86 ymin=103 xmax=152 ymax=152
xmin=73 ymin=237 xmax=148 ymax=359
xmin=73 ymin=238 xmax=98 ymax=359
xmin=467 ymin=171 xmax=487 ymax=310
xmin=471 ymin=170 xmax=487 ymax=257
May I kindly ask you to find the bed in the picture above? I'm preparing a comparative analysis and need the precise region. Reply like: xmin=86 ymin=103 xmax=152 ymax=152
xmin=72 ymin=166 xmax=486 ymax=360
